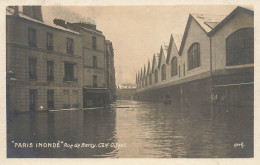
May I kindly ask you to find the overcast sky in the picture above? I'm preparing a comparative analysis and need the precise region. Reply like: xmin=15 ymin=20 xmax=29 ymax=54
xmin=42 ymin=5 xmax=239 ymax=85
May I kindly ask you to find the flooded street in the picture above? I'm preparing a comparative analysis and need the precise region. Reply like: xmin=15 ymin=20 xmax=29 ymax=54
xmin=7 ymin=100 xmax=253 ymax=158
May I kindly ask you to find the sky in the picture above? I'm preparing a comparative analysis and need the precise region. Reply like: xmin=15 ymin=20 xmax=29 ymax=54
xmin=42 ymin=5 xmax=239 ymax=85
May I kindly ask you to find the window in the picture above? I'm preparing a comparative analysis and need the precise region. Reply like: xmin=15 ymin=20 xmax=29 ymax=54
xmin=154 ymin=70 xmax=158 ymax=83
xmin=92 ymin=36 xmax=97 ymax=50
xmin=171 ymin=57 xmax=177 ymax=77
xmin=188 ymin=43 xmax=200 ymax=70
xmin=63 ymin=90 xmax=70 ymax=108
xmin=161 ymin=64 xmax=166 ymax=81
xmin=179 ymin=65 xmax=180 ymax=77
xmin=72 ymin=90 xmax=79 ymax=108
xmin=183 ymin=63 xmax=185 ymax=76
xmin=93 ymin=75 xmax=97 ymax=88
xmin=46 ymin=32 xmax=53 ymax=50
xmin=226 ymin=28 xmax=254 ymax=66
xmin=47 ymin=90 xmax=54 ymax=109
xmin=149 ymin=73 xmax=152 ymax=85
xmin=64 ymin=63 xmax=77 ymax=81
xmin=66 ymin=38 xmax=74 ymax=55
xmin=145 ymin=77 xmax=147 ymax=87
xmin=47 ymin=61 xmax=54 ymax=81
xmin=28 ymin=28 xmax=36 ymax=47
xmin=29 ymin=89 xmax=37 ymax=111
xmin=29 ymin=58 xmax=37 ymax=80
xmin=93 ymin=56 xmax=97 ymax=68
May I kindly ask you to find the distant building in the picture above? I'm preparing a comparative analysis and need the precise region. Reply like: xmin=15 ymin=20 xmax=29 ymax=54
xmin=6 ymin=6 xmax=116 ymax=112
xmin=116 ymin=88 xmax=136 ymax=100
xmin=136 ymin=6 xmax=253 ymax=107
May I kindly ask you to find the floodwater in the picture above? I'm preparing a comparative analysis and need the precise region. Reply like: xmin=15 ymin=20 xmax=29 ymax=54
xmin=7 ymin=100 xmax=253 ymax=158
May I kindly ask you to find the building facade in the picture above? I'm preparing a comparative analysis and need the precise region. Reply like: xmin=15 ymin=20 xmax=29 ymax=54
xmin=136 ymin=6 xmax=253 ymax=107
xmin=105 ymin=40 xmax=117 ymax=102
xmin=6 ymin=6 xmax=116 ymax=112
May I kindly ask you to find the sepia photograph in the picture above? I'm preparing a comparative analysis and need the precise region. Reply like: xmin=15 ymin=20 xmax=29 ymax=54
xmin=3 ymin=1 xmax=258 ymax=163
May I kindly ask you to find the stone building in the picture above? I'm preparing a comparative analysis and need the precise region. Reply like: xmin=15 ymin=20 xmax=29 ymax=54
xmin=105 ymin=40 xmax=117 ymax=102
xmin=6 ymin=6 xmax=116 ymax=112
xmin=136 ymin=6 xmax=253 ymax=107
xmin=64 ymin=22 xmax=110 ymax=108
xmin=6 ymin=6 xmax=83 ymax=112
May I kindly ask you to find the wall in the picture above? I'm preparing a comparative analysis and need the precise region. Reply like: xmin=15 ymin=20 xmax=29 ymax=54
xmin=81 ymin=29 xmax=106 ymax=88
xmin=180 ymin=18 xmax=210 ymax=79
xmin=211 ymin=12 xmax=254 ymax=71
xmin=6 ymin=16 xmax=83 ymax=111
xmin=7 ymin=17 xmax=83 ymax=56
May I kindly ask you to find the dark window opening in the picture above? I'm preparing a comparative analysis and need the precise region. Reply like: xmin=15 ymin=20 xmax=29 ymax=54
xmin=46 ymin=32 xmax=53 ymax=50
xmin=155 ymin=70 xmax=158 ymax=83
xmin=171 ymin=57 xmax=178 ymax=77
xmin=226 ymin=28 xmax=254 ymax=66
xmin=183 ymin=63 xmax=185 ymax=76
xmin=188 ymin=43 xmax=200 ymax=70
xmin=29 ymin=89 xmax=37 ymax=111
xmin=28 ymin=28 xmax=36 ymax=47
xmin=29 ymin=58 xmax=37 ymax=80
xmin=149 ymin=73 xmax=152 ymax=85
xmin=161 ymin=64 xmax=166 ymax=80
xmin=66 ymin=38 xmax=74 ymax=55
xmin=64 ymin=63 xmax=76 ymax=81
xmin=92 ymin=36 xmax=97 ymax=50
xmin=63 ymin=90 xmax=70 ymax=108
xmin=93 ymin=75 xmax=97 ymax=88
xmin=93 ymin=56 xmax=97 ymax=68
xmin=47 ymin=61 xmax=54 ymax=81
xmin=179 ymin=65 xmax=180 ymax=77
xmin=47 ymin=90 xmax=54 ymax=109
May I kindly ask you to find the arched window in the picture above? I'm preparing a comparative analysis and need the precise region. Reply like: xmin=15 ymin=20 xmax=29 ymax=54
xmin=149 ymin=73 xmax=152 ymax=85
xmin=142 ymin=79 xmax=144 ymax=88
xmin=145 ymin=77 xmax=147 ymax=87
xmin=171 ymin=57 xmax=177 ymax=77
xmin=226 ymin=28 xmax=254 ymax=66
xmin=161 ymin=64 xmax=166 ymax=80
xmin=188 ymin=43 xmax=200 ymax=70
xmin=154 ymin=70 xmax=158 ymax=83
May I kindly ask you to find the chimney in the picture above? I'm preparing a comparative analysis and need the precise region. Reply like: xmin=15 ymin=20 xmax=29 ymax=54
xmin=53 ymin=19 xmax=67 ymax=28
xmin=13 ymin=6 xmax=19 ymax=16
xmin=23 ymin=6 xmax=43 ymax=22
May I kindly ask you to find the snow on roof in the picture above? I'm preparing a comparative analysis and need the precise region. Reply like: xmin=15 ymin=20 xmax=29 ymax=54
xmin=172 ymin=33 xmax=183 ymax=51
xmin=191 ymin=13 xmax=227 ymax=33
xmin=6 ymin=7 xmax=80 ymax=35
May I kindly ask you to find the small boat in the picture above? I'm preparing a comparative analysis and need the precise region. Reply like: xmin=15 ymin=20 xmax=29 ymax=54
xmin=163 ymin=94 xmax=171 ymax=104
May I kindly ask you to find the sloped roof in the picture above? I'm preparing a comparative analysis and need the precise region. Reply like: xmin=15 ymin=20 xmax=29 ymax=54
xmin=166 ymin=34 xmax=180 ymax=63
xmin=147 ymin=60 xmax=151 ymax=75
xmin=191 ymin=13 xmax=227 ymax=33
xmin=158 ymin=46 xmax=165 ymax=68
xmin=6 ymin=7 xmax=80 ymax=35
xmin=166 ymin=35 xmax=173 ymax=64
xmin=151 ymin=54 xmax=158 ymax=73
xmin=208 ymin=6 xmax=253 ymax=36
xmin=179 ymin=6 xmax=253 ymax=55
xmin=172 ymin=33 xmax=183 ymax=51
xmin=143 ymin=65 xmax=146 ymax=78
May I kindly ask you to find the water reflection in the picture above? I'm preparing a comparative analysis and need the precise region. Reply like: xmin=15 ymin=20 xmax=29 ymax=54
xmin=7 ymin=100 xmax=253 ymax=158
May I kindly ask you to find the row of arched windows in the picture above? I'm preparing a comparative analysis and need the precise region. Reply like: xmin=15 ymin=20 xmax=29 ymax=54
xmin=138 ymin=28 xmax=254 ymax=89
